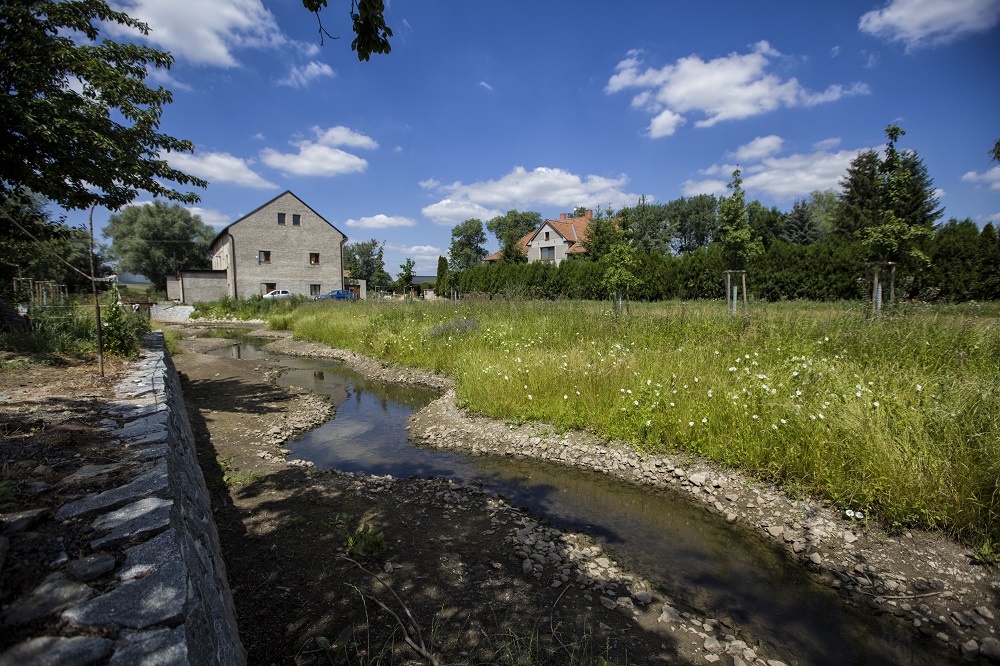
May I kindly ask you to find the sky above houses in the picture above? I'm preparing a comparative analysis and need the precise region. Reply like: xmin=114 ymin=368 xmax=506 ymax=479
xmin=74 ymin=0 xmax=1000 ymax=276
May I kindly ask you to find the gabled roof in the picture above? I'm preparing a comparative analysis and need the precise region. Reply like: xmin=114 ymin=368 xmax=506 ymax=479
xmin=209 ymin=190 xmax=347 ymax=247
xmin=485 ymin=210 xmax=593 ymax=262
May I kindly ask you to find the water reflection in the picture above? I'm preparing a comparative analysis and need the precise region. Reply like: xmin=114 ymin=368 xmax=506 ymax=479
xmin=206 ymin=335 xmax=953 ymax=666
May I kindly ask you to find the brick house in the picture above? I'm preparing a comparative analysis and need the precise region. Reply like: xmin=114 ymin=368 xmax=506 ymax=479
xmin=208 ymin=191 xmax=347 ymax=299
xmin=484 ymin=210 xmax=593 ymax=265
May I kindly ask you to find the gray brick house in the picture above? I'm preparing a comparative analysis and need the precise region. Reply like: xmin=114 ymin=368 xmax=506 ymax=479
xmin=208 ymin=191 xmax=347 ymax=299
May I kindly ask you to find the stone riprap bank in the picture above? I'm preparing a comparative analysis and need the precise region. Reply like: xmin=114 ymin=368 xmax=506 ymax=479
xmin=0 ymin=333 xmax=245 ymax=665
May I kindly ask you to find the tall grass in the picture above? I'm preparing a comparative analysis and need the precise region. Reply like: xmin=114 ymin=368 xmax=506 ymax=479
xmin=280 ymin=298 xmax=1000 ymax=546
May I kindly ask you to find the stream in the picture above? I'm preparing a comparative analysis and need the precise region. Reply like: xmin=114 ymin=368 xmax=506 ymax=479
xmin=211 ymin=335 xmax=949 ymax=665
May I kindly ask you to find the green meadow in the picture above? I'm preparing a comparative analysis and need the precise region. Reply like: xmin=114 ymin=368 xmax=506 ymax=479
xmin=267 ymin=299 xmax=1000 ymax=548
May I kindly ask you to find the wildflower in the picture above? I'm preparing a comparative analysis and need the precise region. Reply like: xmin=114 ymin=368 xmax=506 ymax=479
xmin=689 ymin=421 xmax=694 ymax=427
xmin=752 ymin=414 xmax=759 ymax=420
xmin=729 ymin=367 xmax=737 ymax=372
xmin=563 ymin=395 xmax=568 ymax=400
xmin=780 ymin=419 xmax=787 ymax=424
xmin=916 ymin=384 xmax=922 ymax=392
xmin=873 ymin=401 xmax=879 ymax=408
xmin=702 ymin=418 xmax=707 ymax=423
xmin=772 ymin=424 xmax=778 ymax=430
xmin=646 ymin=419 xmax=651 ymax=426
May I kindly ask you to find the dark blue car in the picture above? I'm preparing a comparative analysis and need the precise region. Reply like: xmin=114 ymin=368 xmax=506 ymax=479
xmin=315 ymin=289 xmax=357 ymax=301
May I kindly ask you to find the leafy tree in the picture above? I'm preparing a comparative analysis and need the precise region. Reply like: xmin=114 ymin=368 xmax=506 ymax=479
xmin=486 ymin=209 xmax=538 ymax=264
xmin=619 ymin=196 xmax=672 ymax=255
xmin=747 ymin=200 xmax=786 ymax=250
xmin=929 ymin=219 xmax=982 ymax=301
xmin=395 ymin=257 xmax=415 ymax=295
xmin=781 ymin=199 xmax=821 ymax=245
xmin=991 ymin=138 xmax=1000 ymax=163
xmin=343 ymin=238 xmax=391 ymax=288
xmin=0 ymin=0 xmax=205 ymax=214
xmin=448 ymin=219 xmax=487 ymax=273
xmin=434 ymin=256 xmax=450 ymax=296
xmin=859 ymin=125 xmax=938 ymax=268
xmin=977 ymin=223 xmax=1000 ymax=301
xmin=600 ymin=242 xmax=640 ymax=316
xmin=834 ymin=149 xmax=882 ymax=241
xmin=580 ymin=213 xmax=623 ymax=263
xmin=717 ymin=169 xmax=762 ymax=270
xmin=302 ymin=0 xmax=392 ymax=61
xmin=104 ymin=201 xmax=213 ymax=291
xmin=667 ymin=194 xmax=718 ymax=254
xmin=806 ymin=189 xmax=839 ymax=240
xmin=1 ymin=192 xmax=110 ymax=300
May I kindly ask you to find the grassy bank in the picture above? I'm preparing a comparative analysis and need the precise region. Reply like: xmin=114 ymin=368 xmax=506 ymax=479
xmin=270 ymin=298 xmax=999 ymax=548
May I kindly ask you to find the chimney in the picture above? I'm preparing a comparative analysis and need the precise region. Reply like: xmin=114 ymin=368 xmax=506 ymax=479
xmin=585 ymin=209 xmax=593 ymax=219
xmin=559 ymin=213 xmax=567 ymax=221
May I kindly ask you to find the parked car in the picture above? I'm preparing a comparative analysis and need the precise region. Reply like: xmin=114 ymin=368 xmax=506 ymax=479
xmin=262 ymin=289 xmax=291 ymax=299
xmin=315 ymin=289 xmax=357 ymax=301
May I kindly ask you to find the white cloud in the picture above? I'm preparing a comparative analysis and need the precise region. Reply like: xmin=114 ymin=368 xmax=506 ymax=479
xmin=345 ymin=214 xmax=417 ymax=229
xmin=859 ymin=0 xmax=1000 ymax=50
xmin=813 ymin=137 xmax=842 ymax=151
xmin=421 ymin=199 xmax=504 ymax=227
xmin=685 ymin=147 xmax=864 ymax=200
xmin=187 ymin=206 xmax=231 ymax=229
xmin=742 ymin=149 xmax=864 ymax=200
xmin=421 ymin=166 xmax=640 ymax=225
xmin=478 ymin=81 xmax=493 ymax=91
xmin=278 ymin=61 xmax=335 ymax=88
xmin=962 ymin=165 xmax=1000 ymax=190
xmin=729 ymin=135 xmax=784 ymax=162
xmin=167 ymin=151 xmax=277 ymax=189
xmin=418 ymin=178 xmax=441 ymax=189
xmin=106 ymin=0 xmax=286 ymax=67
xmin=259 ymin=126 xmax=376 ymax=177
xmin=607 ymin=42 xmax=870 ymax=136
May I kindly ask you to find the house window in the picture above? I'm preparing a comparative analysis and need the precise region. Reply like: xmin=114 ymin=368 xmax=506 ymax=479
xmin=259 ymin=250 xmax=271 ymax=264
xmin=292 ymin=214 xmax=301 ymax=226
xmin=262 ymin=283 xmax=276 ymax=294
xmin=278 ymin=213 xmax=286 ymax=225
xmin=540 ymin=246 xmax=555 ymax=261
xmin=544 ymin=231 xmax=550 ymax=241
xmin=309 ymin=252 xmax=320 ymax=265
xmin=310 ymin=284 xmax=322 ymax=296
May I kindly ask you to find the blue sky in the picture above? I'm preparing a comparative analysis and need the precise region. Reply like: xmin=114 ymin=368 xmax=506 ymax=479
xmin=75 ymin=0 xmax=1000 ymax=276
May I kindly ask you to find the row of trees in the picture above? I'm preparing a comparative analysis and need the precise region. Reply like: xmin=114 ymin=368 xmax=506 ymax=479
xmin=433 ymin=126 xmax=997 ymax=304
xmin=453 ymin=221 xmax=1000 ymax=303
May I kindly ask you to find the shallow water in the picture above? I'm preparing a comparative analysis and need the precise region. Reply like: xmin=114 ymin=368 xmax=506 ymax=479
xmin=210 ymin=337 xmax=951 ymax=665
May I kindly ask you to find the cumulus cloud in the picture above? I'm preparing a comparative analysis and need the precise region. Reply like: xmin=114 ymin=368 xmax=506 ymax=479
xmin=420 ymin=166 xmax=640 ymax=225
xmin=186 ymin=206 xmax=231 ymax=229
xmin=167 ymin=150 xmax=277 ymax=189
xmin=729 ymin=135 xmax=784 ymax=162
xmin=260 ymin=126 xmax=376 ymax=177
xmin=345 ymin=214 xmax=418 ymax=229
xmin=606 ymin=42 xmax=870 ymax=137
xmin=685 ymin=140 xmax=863 ymax=201
xmin=421 ymin=199 xmax=504 ymax=227
xmin=962 ymin=165 xmax=1000 ymax=190
xmin=278 ymin=61 xmax=335 ymax=88
xmin=859 ymin=0 xmax=1000 ymax=50
xmin=106 ymin=0 xmax=286 ymax=67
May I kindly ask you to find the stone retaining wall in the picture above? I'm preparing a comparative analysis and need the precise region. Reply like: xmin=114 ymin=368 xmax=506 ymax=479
xmin=1 ymin=333 xmax=245 ymax=665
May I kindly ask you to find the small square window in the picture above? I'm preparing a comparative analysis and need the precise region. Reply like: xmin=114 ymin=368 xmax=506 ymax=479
xmin=259 ymin=250 xmax=271 ymax=264
xmin=544 ymin=231 xmax=550 ymax=240
xmin=277 ymin=213 xmax=286 ymax=225
xmin=310 ymin=284 xmax=322 ymax=296
xmin=292 ymin=214 xmax=301 ymax=226
xmin=309 ymin=252 xmax=320 ymax=265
